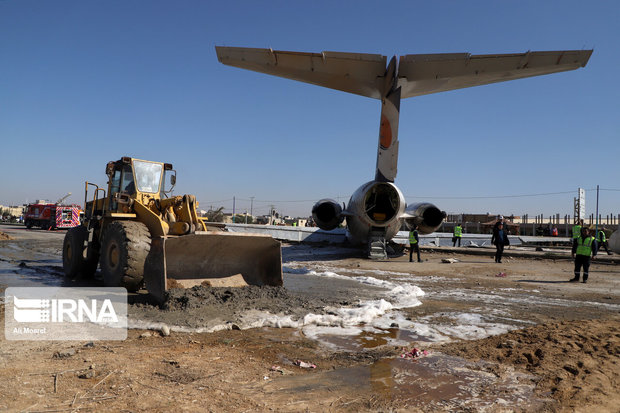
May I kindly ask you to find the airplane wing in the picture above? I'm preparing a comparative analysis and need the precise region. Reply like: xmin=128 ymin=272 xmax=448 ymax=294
xmin=398 ymin=50 xmax=593 ymax=98
xmin=215 ymin=46 xmax=387 ymax=99
xmin=216 ymin=46 xmax=592 ymax=100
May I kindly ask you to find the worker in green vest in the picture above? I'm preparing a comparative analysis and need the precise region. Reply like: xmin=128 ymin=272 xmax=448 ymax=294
xmin=572 ymin=219 xmax=584 ymax=248
xmin=596 ymin=227 xmax=611 ymax=255
xmin=409 ymin=224 xmax=421 ymax=263
xmin=570 ymin=226 xmax=597 ymax=283
xmin=452 ymin=223 xmax=463 ymax=247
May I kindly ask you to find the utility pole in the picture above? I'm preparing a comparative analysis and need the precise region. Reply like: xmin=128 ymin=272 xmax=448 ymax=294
xmin=250 ymin=196 xmax=254 ymax=219
xmin=574 ymin=187 xmax=585 ymax=224
xmin=232 ymin=196 xmax=236 ymax=223
xmin=595 ymin=185 xmax=600 ymax=239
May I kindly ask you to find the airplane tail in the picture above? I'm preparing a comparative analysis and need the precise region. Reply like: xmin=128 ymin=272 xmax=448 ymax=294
xmin=216 ymin=46 xmax=591 ymax=184
xmin=375 ymin=56 xmax=400 ymax=183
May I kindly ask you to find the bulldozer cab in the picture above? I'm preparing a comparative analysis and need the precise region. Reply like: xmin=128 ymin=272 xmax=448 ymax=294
xmin=106 ymin=157 xmax=174 ymax=213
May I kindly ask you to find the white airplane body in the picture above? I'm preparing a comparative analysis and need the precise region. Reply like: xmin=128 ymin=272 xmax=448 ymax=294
xmin=608 ymin=229 xmax=620 ymax=253
xmin=216 ymin=46 xmax=592 ymax=258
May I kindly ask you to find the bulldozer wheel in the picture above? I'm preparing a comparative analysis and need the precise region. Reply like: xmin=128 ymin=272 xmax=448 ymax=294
xmin=63 ymin=227 xmax=86 ymax=278
xmin=63 ymin=226 xmax=99 ymax=279
xmin=100 ymin=221 xmax=150 ymax=292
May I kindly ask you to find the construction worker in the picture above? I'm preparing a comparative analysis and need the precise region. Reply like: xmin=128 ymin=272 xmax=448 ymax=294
xmin=572 ymin=219 xmax=584 ymax=248
xmin=596 ymin=227 xmax=611 ymax=255
xmin=409 ymin=225 xmax=421 ymax=262
xmin=570 ymin=226 xmax=596 ymax=283
xmin=452 ymin=223 xmax=463 ymax=247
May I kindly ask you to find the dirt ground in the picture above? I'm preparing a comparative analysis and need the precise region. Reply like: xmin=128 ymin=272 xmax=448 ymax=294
xmin=0 ymin=225 xmax=619 ymax=412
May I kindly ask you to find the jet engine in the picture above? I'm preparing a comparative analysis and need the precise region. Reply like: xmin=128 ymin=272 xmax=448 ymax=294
xmin=345 ymin=181 xmax=407 ymax=243
xmin=403 ymin=202 xmax=446 ymax=234
xmin=311 ymin=199 xmax=344 ymax=231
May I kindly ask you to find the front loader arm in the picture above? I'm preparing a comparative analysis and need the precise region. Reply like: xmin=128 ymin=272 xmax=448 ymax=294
xmin=157 ymin=195 xmax=206 ymax=235
xmin=133 ymin=201 xmax=169 ymax=237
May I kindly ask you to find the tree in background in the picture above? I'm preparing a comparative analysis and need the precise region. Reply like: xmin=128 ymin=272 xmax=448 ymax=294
xmin=205 ymin=207 xmax=225 ymax=222
xmin=234 ymin=214 xmax=253 ymax=224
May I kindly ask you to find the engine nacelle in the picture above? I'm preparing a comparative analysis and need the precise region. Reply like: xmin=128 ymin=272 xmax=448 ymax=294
xmin=345 ymin=181 xmax=406 ymax=243
xmin=311 ymin=199 xmax=344 ymax=231
xmin=403 ymin=202 xmax=446 ymax=234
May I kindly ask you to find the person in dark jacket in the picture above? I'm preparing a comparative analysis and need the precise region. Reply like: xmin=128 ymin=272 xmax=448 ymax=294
xmin=491 ymin=222 xmax=510 ymax=263
xmin=493 ymin=215 xmax=505 ymax=232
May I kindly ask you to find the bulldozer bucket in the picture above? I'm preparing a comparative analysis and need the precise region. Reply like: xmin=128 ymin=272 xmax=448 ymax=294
xmin=144 ymin=232 xmax=282 ymax=303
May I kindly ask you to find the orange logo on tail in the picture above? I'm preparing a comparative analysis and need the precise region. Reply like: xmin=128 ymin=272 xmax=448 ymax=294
xmin=379 ymin=115 xmax=392 ymax=149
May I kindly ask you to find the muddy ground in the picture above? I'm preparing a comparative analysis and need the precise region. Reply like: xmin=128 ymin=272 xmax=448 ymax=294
xmin=0 ymin=224 xmax=619 ymax=412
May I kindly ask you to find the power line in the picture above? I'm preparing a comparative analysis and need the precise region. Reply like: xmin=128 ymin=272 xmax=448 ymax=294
xmin=405 ymin=188 xmax=620 ymax=200
xmin=406 ymin=190 xmax=577 ymax=200
xmin=244 ymin=198 xmax=323 ymax=203
xmin=203 ymin=188 xmax=620 ymax=205
xmin=200 ymin=198 xmax=233 ymax=205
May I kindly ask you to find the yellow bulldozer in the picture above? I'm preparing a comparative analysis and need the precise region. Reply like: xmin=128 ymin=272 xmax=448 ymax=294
xmin=62 ymin=156 xmax=282 ymax=302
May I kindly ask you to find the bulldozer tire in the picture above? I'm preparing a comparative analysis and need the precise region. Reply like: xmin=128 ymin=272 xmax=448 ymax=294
xmin=63 ymin=226 xmax=99 ymax=279
xmin=100 ymin=221 xmax=150 ymax=292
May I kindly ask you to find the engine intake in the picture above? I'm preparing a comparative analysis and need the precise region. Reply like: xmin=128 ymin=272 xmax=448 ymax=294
xmin=362 ymin=182 xmax=402 ymax=226
xmin=311 ymin=199 xmax=344 ymax=231
xmin=404 ymin=202 xmax=446 ymax=234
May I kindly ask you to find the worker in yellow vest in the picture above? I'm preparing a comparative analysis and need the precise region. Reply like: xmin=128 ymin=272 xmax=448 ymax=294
xmin=409 ymin=225 xmax=421 ymax=263
xmin=452 ymin=224 xmax=463 ymax=247
xmin=570 ymin=226 xmax=597 ymax=283
xmin=596 ymin=227 xmax=611 ymax=255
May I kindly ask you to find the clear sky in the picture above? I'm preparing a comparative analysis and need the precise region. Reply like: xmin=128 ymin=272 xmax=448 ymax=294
xmin=1 ymin=1 xmax=618 ymax=219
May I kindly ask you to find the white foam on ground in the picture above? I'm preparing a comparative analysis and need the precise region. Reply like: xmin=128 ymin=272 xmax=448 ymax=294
xmin=284 ymin=264 xmax=411 ymax=277
xmin=417 ymin=312 xmax=517 ymax=342
xmin=284 ymin=262 xmax=451 ymax=285
xmin=130 ymin=266 xmax=426 ymax=339
xmin=283 ymin=265 xmax=425 ymax=309
xmin=280 ymin=264 xmax=531 ymax=347
xmin=434 ymin=288 xmax=620 ymax=311
xmin=130 ymin=260 xmax=592 ymax=349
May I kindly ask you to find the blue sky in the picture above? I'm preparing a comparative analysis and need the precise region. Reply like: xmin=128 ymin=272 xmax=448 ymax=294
xmin=1 ymin=1 xmax=618 ymax=218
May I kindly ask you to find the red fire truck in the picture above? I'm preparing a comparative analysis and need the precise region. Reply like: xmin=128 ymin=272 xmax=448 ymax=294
xmin=24 ymin=197 xmax=81 ymax=230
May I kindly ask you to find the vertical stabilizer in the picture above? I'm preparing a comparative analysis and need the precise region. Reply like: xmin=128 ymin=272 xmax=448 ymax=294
xmin=375 ymin=56 xmax=401 ymax=183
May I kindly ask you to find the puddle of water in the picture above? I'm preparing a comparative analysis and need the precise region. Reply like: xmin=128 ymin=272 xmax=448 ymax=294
xmin=310 ymin=327 xmax=435 ymax=352
xmin=366 ymin=354 xmax=547 ymax=410
xmin=0 ymin=265 xmax=66 ymax=287
xmin=255 ymin=353 xmax=548 ymax=411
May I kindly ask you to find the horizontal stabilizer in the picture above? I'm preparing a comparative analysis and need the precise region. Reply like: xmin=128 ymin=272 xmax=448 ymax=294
xmin=216 ymin=46 xmax=592 ymax=100
xmin=216 ymin=46 xmax=387 ymax=99
xmin=398 ymin=50 xmax=593 ymax=98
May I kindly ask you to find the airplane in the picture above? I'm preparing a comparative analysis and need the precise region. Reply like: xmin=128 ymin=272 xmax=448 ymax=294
xmin=215 ymin=46 xmax=593 ymax=258
xmin=608 ymin=228 xmax=620 ymax=254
